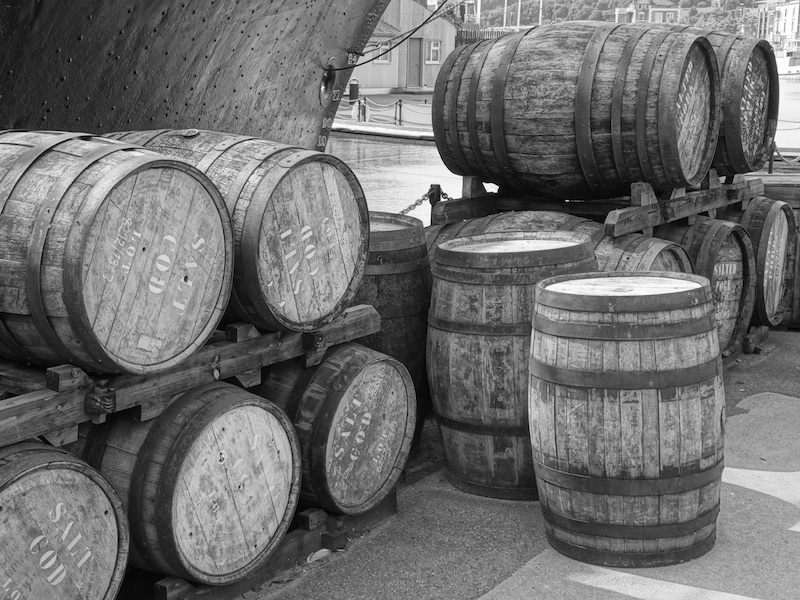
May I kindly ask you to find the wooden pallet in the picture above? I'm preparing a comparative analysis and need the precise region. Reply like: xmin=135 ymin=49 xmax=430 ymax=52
xmin=430 ymin=172 xmax=765 ymax=237
xmin=0 ymin=304 xmax=380 ymax=447
xmin=117 ymin=490 xmax=398 ymax=600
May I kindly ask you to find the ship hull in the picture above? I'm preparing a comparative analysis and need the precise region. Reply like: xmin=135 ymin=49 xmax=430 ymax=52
xmin=0 ymin=1 xmax=390 ymax=150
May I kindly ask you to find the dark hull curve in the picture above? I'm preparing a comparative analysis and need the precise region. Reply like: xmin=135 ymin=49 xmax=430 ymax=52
xmin=0 ymin=0 xmax=391 ymax=150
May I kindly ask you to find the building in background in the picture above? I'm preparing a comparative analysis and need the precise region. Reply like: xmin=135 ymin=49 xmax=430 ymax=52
xmin=755 ymin=0 xmax=800 ymax=76
xmin=349 ymin=0 xmax=457 ymax=93
xmin=614 ymin=0 xmax=685 ymax=23
xmin=759 ymin=0 xmax=800 ymax=51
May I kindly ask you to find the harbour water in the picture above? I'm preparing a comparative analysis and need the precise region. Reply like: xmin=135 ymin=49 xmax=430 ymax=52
xmin=327 ymin=133 xmax=464 ymax=227
xmin=329 ymin=79 xmax=800 ymax=226
xmin=777 ymin=78 xmax=800 ymax=150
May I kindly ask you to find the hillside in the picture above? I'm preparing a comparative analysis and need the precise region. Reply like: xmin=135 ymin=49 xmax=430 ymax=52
xmin=475 ymin=0 xmax=757 ymax=34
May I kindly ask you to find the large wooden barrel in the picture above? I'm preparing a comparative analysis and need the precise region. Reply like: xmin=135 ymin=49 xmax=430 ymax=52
xmin=784 ymin=206 xmax=800 ymax=328
xmin=351 ymin=212 xmax=432 ymax=446
xmin=107 ymin=129 xmax=369 ymax=332
xmin=656 ymin=218 xmax=755 ymax=357
xmin=258 ymin=343 xmax=416 ymax=515
xmin=0 ymin=441 xmax=129 ymax=600
xmin=432 ymin=22 xmax=721 ymax=199
xmin=426 ymin=211 xmax=692 ymax=273
xmin=593 ymin=230 xmax=694 ymax=273
xmin=66 ymin=383 xmax=301 ymax=586
xmin=720 ymin=197 xmax=797 ymax=326
xmin=530 ymin=271 xmax=725 ymax=567
xmin=426 ymin=211 xmax=604 ymax=265
xmin=0 ymin=130 xmax=233 ymax=374
xmin=669 ymin=28 xmax=779 ymax=175
xmin=428 ymin=231 xmax=597 ymax=499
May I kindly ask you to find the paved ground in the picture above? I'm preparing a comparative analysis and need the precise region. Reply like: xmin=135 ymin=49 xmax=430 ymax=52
xmin=176 ymin=115 xmax=800 ymax=600
xmin=214 ymin=328 xmax=800 ymax=600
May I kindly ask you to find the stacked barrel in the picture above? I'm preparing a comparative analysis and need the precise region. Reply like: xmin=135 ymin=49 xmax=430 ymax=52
xmin=430 ymin=21 xmax=796 ymax=355
xmin=427 ymin=20 xmax=793 ymax=566
xmin=0 ymin=128 xmax=418 ymax=594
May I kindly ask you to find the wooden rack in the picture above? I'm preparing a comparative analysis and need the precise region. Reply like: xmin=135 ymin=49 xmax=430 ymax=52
xmin=0 ymin=304 xmax=380 ymax=447
xmin=430 ymin=171 xmax=765 ymax=238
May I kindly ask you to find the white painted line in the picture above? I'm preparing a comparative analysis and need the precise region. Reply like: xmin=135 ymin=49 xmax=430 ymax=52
xmin=722 ymin=468 xmax=800 ymax=507
xmin=723 ymin=468 xmax=800 ymax=530
xmin=569 ymin=566 xmax=763 ymax=600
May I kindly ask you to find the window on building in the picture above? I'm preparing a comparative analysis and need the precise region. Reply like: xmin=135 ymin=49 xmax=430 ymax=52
xmin=374 ymin=42 xmax=391 ymax=64
xmin=654 ymin=12 xmax=663 ymax=21
xmin=425 ymin=40 xmax=441 ymax=64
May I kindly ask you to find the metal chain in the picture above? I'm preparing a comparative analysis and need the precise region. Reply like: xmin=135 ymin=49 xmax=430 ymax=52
xmin=398 ymin=190 xmax=432 ymax=215
xmin=397 ymin=187 xmax=456 ymax=216
xmin=774 ymin=147 xmax=800 ymax=164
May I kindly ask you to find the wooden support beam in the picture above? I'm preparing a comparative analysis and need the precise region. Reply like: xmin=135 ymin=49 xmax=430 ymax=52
xmin=604 ymin=178 xmax=764 ymax=237
xmin=461 ymin=176 xmax=487 ymax=199
xmin=0 ymin=305 xmax=380 ymax=444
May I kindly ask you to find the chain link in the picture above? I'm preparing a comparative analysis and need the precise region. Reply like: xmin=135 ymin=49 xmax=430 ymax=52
xmin=397 ymin=187 xmax=456 ymax=215
xmin=774 ymin=147 xmax=800 ymax=164
xmin=399 ymin=190 xmax=432 ymax=215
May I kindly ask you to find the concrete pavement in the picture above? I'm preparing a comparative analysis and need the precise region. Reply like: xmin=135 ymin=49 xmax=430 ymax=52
xmin=228 ymin=329 xmax=800 ymax=600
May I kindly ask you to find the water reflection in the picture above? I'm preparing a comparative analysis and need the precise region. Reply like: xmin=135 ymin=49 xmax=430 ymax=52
xmin=326 ymin=133 xmax=475 ymax=226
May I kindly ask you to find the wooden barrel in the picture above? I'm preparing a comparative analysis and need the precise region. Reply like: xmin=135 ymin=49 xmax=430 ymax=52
xmin=529 ymin=271 xmax=725 ymax=567
xmin=0 ymin=130 xmax=233 ymax=374
xmin=669 ymin=28 xmax=779 ymax=175
xmin=426 ymin=211 xmax=604 ymax=265
xmin=66 ymin=383 xmax=301 ymax=586
xmin=426 ymin=211 xmax=692 ymax=273
xmin=106 ymin=129 xmax=369 ymax=332
xmin=428 ymin=231 xmax=597 ymax=499
xmin=432 ymin=22 xmax=721 ymax=199
xmin=258 ymin=343 xmax=416 ymax=515
xmin=594 ymin=231 xmax=694 ymax=273
xmin=0 ymin=441 xmax=129 ymax=600
xmin=350 ymin=212 xmax=433 ymax=445
xmin=719 ymin=197 xmax=797 ymax=326
xmin=784 ymin=206 xmax=800 ymax=328
xmin=655 ymin=218 xmax=755 ymax=357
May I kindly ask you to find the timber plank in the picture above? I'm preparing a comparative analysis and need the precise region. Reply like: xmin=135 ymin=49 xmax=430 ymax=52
xmin=0 ymin=305 xmax=380 ymax=445
xmin=0 ymin=360 xmax=49 ymax=394
xmin=604 ymin=178 xmax=763 ymax=236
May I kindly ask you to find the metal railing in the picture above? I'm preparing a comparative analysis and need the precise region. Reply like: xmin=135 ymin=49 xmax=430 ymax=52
xmin=335 ymin=97 xmax=433 ymax=129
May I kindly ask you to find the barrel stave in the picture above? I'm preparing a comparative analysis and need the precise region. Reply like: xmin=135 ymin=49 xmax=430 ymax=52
xmin=259 ymin=343 xmax=417 ymax=515
xmin=427 ymin=211 xmax=692 ymax=275
xmin=66 ymin=383 xmax=301 ymax=585
xmin=530 ymin=272 xmax=725 ymax=566
xmin=352 ymin=212 xmax=433 ymax=440
xmin=429 ymin=232 xmax=597 ymax=499
xmin=0 ymin=442 xmax=129 ymax=600
xmin=434 ymin=22 xmax=720 ymax=199
xmin=108 ymin=129 xmax=369 ymax=332
xmin=0 ymin=131 xmax=233 ymax=374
